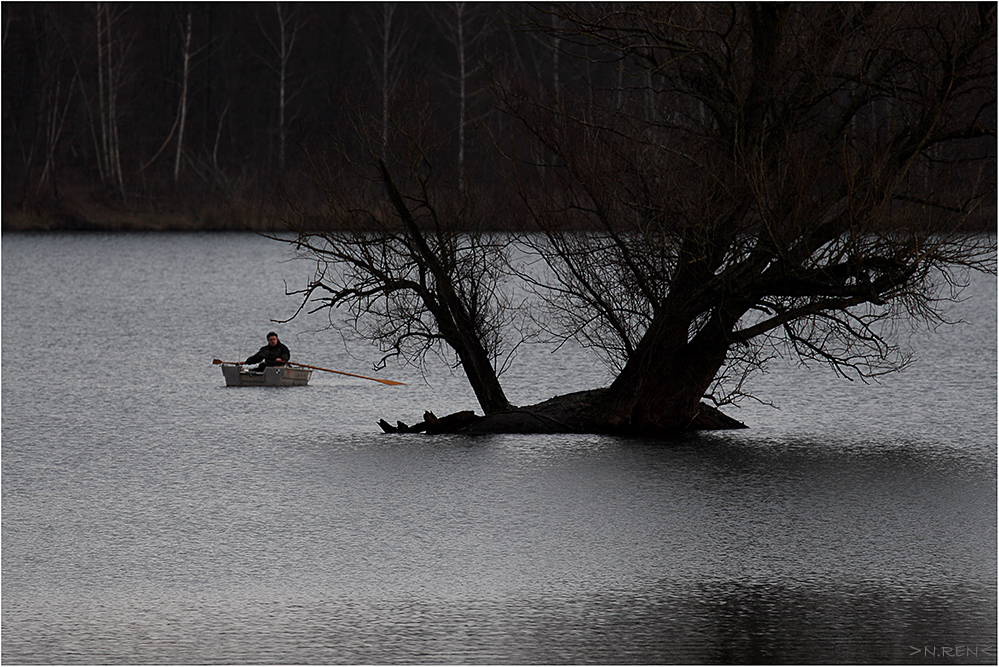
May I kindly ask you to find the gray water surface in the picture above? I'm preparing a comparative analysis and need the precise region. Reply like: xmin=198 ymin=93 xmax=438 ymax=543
xmin=2 ymin=234 xmax=995 ymax=664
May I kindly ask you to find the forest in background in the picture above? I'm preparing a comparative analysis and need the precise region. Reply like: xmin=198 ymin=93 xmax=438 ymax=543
xmin=3 ymin=2 xmax=994 ymax=233
xmin=2 ymin=2 xmax=555 ymax=231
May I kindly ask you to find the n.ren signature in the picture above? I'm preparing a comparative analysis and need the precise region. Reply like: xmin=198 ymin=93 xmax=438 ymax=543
xmin=909 ymin=645 xmax=997 ymax=659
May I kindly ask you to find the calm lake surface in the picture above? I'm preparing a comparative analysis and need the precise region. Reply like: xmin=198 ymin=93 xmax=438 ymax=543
xmin=2 ymin=233 xmax=996 ymax=665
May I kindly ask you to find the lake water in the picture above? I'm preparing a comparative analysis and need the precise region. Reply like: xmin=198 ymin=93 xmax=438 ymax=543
xmin=2 ymin=233 xmax=995 ymax=665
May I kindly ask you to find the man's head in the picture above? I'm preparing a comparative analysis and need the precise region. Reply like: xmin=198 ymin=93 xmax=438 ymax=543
xmin=266 ymin=332 xmax=279 ymax=346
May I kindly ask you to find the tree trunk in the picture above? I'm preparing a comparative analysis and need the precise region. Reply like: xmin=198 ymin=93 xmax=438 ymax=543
xmin=452 ymin=2 xmax=467 ymax=192
xmin=597 ymin=315 xmax=730 ymax=432
xmin=380 ymin=3 xmax=395 ymax=159
xmin=95 ymin=4 xmax=109 ymax=186
xmin=443 ymin=323 xmax=513 ymax=415
xmin=274 ymin=2 xmax=299 ymax=170
xmin=174 ymin=10 xmax=192 ymax=183
xmin=378 ymin=160 xmax=512 ymax=415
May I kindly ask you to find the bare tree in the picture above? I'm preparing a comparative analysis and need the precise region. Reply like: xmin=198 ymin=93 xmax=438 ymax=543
xmin=139 ymin=8 xmax=207 ymax=185
xmin=354 ymin=3 xmax=411 ymax=159
xmin=496 ymin=3 xmax=996 ymax=431
xmin=257 ymin=2 xmax=304 ymax=170
xmin=17 ymin=7 xmax=79 ymax=201
xmin=430 ymin=2 xmax=490 ymax=192
xmin=36 ymin=70 xmax=77 ymax=198
xmin=173 ymin=9 xmax=193 ymax=182
xmin=93 ymin=2 xmax=131 ymax=199
xmin=275 ymin=96 xmax=519 ymax=415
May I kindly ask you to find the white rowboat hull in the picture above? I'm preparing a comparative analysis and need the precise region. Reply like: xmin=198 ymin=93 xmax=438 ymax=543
xmin=221 ymin=364 xmax=312 ymax=387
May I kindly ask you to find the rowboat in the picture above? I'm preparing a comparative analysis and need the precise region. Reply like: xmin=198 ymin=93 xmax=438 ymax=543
xmin=220 ymin=363 xmax=312 ymax=387
xmin=213 ymin=357 xmax=403 ymax=386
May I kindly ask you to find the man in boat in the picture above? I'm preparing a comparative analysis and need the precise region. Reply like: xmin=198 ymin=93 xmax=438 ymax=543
xmin=243 ymin=332 xmax=291 ymax=372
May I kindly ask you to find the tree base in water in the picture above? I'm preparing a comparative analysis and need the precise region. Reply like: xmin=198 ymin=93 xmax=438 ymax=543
xmin=378 ymin=389 xmax=747 ymax=436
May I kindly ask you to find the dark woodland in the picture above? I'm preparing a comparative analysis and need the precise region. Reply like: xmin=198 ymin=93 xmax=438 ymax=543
xmin=3 ymin=2 xmax=570 ymax=231
xmin=3 ymin=3 xmax=995 ymax=232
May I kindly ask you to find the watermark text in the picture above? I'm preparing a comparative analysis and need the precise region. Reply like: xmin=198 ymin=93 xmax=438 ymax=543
xmin=909 ymin=645 xmax=996 ymax=659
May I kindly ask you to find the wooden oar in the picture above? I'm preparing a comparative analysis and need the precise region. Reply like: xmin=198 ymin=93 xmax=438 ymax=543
xmin=287 ymin=361 xmax=405 ymax=386
xmin=212 ymin=359 xmax=404 ymax=386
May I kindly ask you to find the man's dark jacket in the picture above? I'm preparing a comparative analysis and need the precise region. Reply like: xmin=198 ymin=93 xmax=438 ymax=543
xmin=244 ymin=341 xmax=291 ymax=367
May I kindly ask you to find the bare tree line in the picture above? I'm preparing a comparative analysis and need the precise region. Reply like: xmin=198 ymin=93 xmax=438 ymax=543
xmin=2 ymin=2 xmax=557 ymax=227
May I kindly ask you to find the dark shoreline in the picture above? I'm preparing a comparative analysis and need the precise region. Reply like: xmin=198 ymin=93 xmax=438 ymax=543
xmin=4 ymin=201 xmax=997 ymax=235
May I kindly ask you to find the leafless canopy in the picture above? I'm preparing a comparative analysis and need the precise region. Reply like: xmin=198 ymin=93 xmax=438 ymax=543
xmin=274 ymin=94 xmax=520 ymax=414
xmin=497 ymin=3 xmax=995 ymax=415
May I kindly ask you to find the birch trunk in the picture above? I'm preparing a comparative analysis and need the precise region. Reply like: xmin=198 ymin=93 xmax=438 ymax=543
xmin=456 ymin=3 xmax=466 ymax=192
xmin=94 ymin=2 xmax=126 ymax=199
xmin=173 ymin=10 xmax=192 ymax=182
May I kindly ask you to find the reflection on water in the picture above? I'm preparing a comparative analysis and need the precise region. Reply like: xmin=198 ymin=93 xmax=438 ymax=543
xmin=2 ymin=235 xmax=995 ymax=664
xmin=3 ymin=580 xmax=994 ymax=664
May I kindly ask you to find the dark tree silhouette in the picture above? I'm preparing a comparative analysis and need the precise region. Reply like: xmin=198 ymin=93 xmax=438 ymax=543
xmin=275 ymin=93 xmax=519 ymax=416
xmin=495 ymin=3 xmax=995 ymax=431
